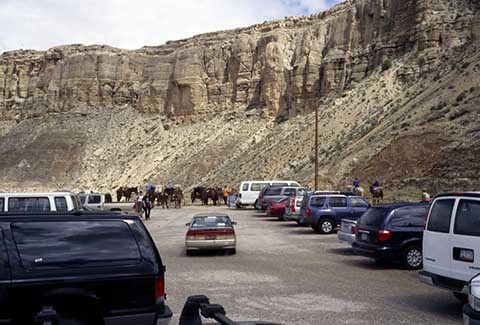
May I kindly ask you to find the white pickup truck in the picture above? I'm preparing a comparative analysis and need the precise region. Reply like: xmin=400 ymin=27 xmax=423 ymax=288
xmin=79 ymin=192 xmax=135 ymax=212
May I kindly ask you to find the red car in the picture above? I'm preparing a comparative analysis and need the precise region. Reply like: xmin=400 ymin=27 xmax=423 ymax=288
xmin=266 ymin=198 xmax=289 ymax=220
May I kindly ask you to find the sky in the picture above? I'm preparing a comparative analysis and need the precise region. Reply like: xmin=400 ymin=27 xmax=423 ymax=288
xmin=0 ymin=0 xmax=341 ymax=53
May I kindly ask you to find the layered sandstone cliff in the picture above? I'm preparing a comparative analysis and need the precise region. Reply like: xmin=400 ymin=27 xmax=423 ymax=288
xmin=1 ymin=0 xmax=478 ymax=121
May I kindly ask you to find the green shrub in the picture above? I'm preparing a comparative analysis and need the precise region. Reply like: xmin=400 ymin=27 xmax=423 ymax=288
xmin=382 ymin=60 xmax=392 ymax=71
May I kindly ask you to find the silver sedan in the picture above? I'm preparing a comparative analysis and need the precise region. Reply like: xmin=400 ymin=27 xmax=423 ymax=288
xmin=185 ymin=213 xmax=237 ymax=255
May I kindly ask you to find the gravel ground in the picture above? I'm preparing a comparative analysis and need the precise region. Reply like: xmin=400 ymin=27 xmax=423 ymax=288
xmin=145 ymin=205 xmax=462 ymax=325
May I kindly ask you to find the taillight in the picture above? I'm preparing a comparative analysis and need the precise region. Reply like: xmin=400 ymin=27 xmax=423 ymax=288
xmin=155 ymin=277 xmax=165 ymax=303
xmin=377 ymin=230 xmax=392 ymax=242
xmin=292 ymin=198 xmax=296 ymax=213
xmin=351 ymin=225 xmax=357 ymax=234
xmin=306 ymin=208 xmax=311 ymax=217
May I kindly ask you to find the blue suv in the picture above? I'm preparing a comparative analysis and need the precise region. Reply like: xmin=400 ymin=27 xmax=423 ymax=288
xmin=300 ymin=193 xmax=370 ymax=234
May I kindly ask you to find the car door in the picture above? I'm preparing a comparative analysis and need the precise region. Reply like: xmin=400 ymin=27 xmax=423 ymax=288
xmin=348 ymin=197 xmax=370 ymax=219
xmin=450 ymin=197 xmax=480 ymax=282
xmin=328 ymin=196 xmax=350 ymax=224
xmin=424 ymin=198 xmax=456 ymax=278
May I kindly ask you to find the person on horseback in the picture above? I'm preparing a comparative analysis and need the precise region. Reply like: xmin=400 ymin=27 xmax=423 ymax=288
xmin=370 ymin=180 xmax=379 ymax=195
xmin=352 ymin=177 xmax=360 ymax=193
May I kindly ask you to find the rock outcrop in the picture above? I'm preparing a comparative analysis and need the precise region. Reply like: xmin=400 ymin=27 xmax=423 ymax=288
xmin=1 ymin=0 xmax=478 ymax=120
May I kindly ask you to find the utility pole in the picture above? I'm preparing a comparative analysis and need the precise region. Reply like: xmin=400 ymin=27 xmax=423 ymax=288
xmin=314 ymin=105 xmax=319 ymax=191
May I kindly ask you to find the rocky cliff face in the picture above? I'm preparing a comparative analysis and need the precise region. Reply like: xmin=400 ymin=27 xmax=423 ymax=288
xmin=1 ymin=0 xmax=478 ymax=120
xmin=0 ymin=0 xmax=479 ymax=197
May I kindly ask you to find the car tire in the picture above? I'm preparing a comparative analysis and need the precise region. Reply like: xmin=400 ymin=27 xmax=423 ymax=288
xmin=403 ymin=246 xmax=423 ymax=270
xmin=186 ymin=250 xmax=194 ymax=256
xmin=453 ymin=292 xmax=468 ymax=303
xmin=315 ymin=218 xmax=335 ymax=234
xmin=254 ymin=199 xmax=259 ymax=210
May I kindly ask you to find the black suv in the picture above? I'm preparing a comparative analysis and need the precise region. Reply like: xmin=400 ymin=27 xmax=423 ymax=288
xmin=352 ymin=203 xmax=429 ymax=269
xmin=0 ymin=211 xmax=172 ymax=324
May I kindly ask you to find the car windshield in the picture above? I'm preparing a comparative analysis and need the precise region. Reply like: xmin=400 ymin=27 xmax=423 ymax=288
xmin=192 ymin=216 xmax=232 ymax=228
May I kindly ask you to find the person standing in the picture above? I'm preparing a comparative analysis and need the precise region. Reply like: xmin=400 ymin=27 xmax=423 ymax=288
xmin=142 ymin=194 xmax=152 ymax=220
xmin=135 ymin=191 xmax=144 ymax=218
xmin=222 ymin=185 xmax=230 ymax=205
xmin=352 ymin=177 xmax=360 ymax=193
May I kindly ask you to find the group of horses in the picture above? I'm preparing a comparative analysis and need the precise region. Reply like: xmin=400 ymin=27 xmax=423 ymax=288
xmin=190 ymin=187 xmax=226 ymax=206
xmin=116 ymin=186 xmax=184 ymax=209
xmin=349 ymin=186 xmax=384 ymax=205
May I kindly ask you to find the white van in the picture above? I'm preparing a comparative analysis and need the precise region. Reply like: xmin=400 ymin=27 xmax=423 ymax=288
xmin=420 ymin=192 xmax=480 ymax=300
xmin=237 ymin=180 xmax=301 ymax=207
xmin=0 ymin=192 xmax=82 ymax=212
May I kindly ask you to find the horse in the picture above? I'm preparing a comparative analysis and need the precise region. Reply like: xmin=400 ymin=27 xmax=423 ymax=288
xmin=116 ymin=187 xmax=125 ymax=202
xmin=124 ymin=187 xmax=138 ymax=202
xmin=191 ymin=187 xmax=206 ymax=204
xmin=173 ymin=189 xmax=183 ymax=209
xmin=207 ymin=188 xmax=219 ymax=206
xmin=158 ymin=192 xmax=169 ymax=209
xmin=371 ymin=187 xmax=384 ymax=205
xmin=353 ymin=186 xmax=365 ymax=197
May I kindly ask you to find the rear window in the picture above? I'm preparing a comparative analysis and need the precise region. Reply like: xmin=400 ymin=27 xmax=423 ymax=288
xmin=88 ymin=195 xmax=101 ymax=204
xmin=310 ymin=196 xmax=326 ymax=207
xmin=282 ymin=188 xmax=296 ymax=196
xmin=0 ymin=198 xmax=3 ymax=212
xmin=350 ymin=197 xmax=370 ymax=208
xmin=389 ymin=206 xmax=427 ymax=227
xmin=358 ymin=207 xmax=392 ymax=227
xmin=8 ymin=197 xmax=51 ymax=212
xmin=11 ymin=221 xmax=141 ymax=269
xmin=427 ymin=199 xmax=455 ymax=233
xmin=272 ymin=183 xmax=288 ymax=187
xmin=242 ymin=183 xmax=249 ymax=191
xmin=54 ymin=197 xmax=68 ymax=212
xmin=251 ymin=183 xmax=267 ymax=191
xmin=454 ymin=199 xmax=480 ymax=237
xmin=192 ymin=216 xmax=232 ymax=228
xmin=265 ymin=187 xmax=282 ymax=196
xmin=330 ymin=197 xmax=347 ymax=208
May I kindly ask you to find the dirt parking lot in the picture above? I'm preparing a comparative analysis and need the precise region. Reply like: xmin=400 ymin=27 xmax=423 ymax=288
xmin=145 ymin=205 xmax=462 ymax=324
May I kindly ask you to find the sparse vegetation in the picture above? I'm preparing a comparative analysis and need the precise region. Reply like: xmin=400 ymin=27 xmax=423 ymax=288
xmin=382 ymin=60 xmax=392 ymax=71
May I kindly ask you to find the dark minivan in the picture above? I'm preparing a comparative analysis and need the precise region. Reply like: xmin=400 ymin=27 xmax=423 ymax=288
xmin=352 ymin=203 xmax=429 ymax=269
xmin=0 ymin=211 xmax=172 ymax=324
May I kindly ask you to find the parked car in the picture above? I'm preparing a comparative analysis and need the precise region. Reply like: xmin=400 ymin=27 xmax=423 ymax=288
xmin=300 ymin=193 xmax=370 ymax=234
xmin=79 ymin=191 xmax=135 ymax=212
xmin=463 ymin=273 xmax=480 ymax=324
xmin=419 ymin=192 xmax=480 ymax=302
xmin=266 ymin=197 xmax=290 ymax=220
xmin=284 ymin=195 xmax=305 ymax=224
xmin=352 ymin=203 xmax=429 ymax=269
xmin=237 ymin=180 xmax=300 ymax=207
xmin=337 ymin=219 xmax=357 ymax=245
xmin=0 ymin=192 xmax=82 ymax=212
xmin=0 ymin=211 xmax=172 ymax=324
xmin=185 ymin=213 xmax=237 ymax=255
xmin=258 ymin=186 xmax=308 ymax=210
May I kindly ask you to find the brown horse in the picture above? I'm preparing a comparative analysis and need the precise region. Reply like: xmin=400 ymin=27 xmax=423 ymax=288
xmin=173 ymin=189 xmax=183 ymax=209
xmin=372 ymin=187 xmax=384 ymax=205
xmin=191 ymin=187 xmax=206 ymax=204
xmin=157 ymin=192 xmax=169 ymax=209
xmin=206 ymin=188 xmax=219 ymax=206
xmin=116 ymin=187 xmax=125 ymax=202
xmin=124 ymin=187 xmax=138 ymax=202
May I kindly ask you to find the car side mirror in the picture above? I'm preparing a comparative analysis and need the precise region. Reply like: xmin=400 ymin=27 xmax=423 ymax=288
xmin=185 ymin=222 xmax=190 ymax=226
xmin=232 ymin=221 xmax=237 ymax=225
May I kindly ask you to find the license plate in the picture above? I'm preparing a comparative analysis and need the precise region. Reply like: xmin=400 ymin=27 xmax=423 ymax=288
xmin=361 ymin=233 xmax=368 ymax=241
xmin=205 ymin=235 xmax=216 ymax=240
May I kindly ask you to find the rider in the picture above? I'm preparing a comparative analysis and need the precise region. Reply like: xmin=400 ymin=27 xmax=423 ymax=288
xmin=352 ymin=177 xmax=360 ymax=193
xmin=370 ymin=180 xmax=379 ymax=195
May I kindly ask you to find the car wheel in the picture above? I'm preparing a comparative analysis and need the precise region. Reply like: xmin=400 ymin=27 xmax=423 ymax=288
xmin=403 ymin=246 xmax=423 ymax=270
xmin=186 ymin=250 xmax=194 ymax=256
xmin=254 ymin=199 xmax=259 ymax=210
xmin=453 ymin=292 xmax=468 ymax=303
xmin=315 ymin=218 xmax=335 ymax=234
